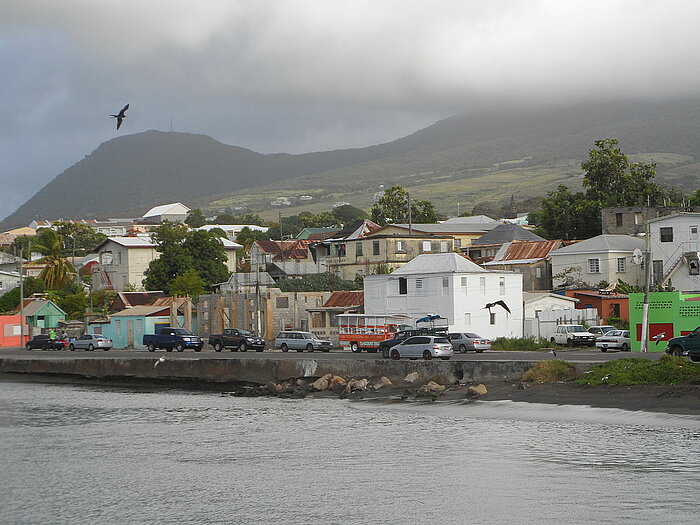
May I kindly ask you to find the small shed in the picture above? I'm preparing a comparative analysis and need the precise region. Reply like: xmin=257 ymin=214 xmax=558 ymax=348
xmin=92 ymin=305 xmax=193 ymax=349
xmin=21 ymin=299 xmax=66 ymax=332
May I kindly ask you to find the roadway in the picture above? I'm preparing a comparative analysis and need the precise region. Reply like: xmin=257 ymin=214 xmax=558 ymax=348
xmin=0 ymin=346 xmax=664 ymax=363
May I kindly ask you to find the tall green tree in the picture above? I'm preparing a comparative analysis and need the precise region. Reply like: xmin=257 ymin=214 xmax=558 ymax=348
xmin=185 ymin=209 xmax=207 ymax=228
xmin=370 ymin=185 xmax=438 ymax=225
xmin=183 ymin=230 xmax=230 ymax=286
xmin=52 ymin=222 xmax=107 ymax=256
xmin=332 ymin=204 xmax=367 ymax=224
xmin=32 ymin=229 xmax=76 ymax=289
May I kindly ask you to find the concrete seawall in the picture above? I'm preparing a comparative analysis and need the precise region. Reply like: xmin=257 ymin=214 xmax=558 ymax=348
xmin=0 ymin=356 xmax=592 ymax=386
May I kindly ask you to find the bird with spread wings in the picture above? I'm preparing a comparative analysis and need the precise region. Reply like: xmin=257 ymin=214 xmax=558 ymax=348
xmin=110 ymin=103 xmax=129 ymax=130
xmin=483 ymin=300 xmax=511 ymax=314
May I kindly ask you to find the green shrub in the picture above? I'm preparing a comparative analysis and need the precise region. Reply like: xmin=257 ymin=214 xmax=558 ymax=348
xmin=522 ymin=359 xmax=578 ymax=383
xmin=605 ymin=316 xmax=629 ymax=330
xmin=576 ymin=355 xmax=700 ymax=386
xmin=491 ymin=336 xmax=553 ymax=351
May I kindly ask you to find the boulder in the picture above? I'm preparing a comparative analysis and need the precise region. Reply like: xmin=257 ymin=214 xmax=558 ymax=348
xmin=404 ymin=372 xmax=420 ymax=384
xmin=373 ymin=376 xmax=392 ymax=390
xmin=468 ymin=384 xmax=488 ymax=396
xmin=348 ymin=378 xmax=369 ymax=391
xmin=311 ymin=373 xmax=333 ymax=391
xmin=329 ymin=376 xmax=348 ymax=394
xmin=419 ymin=381 xmax=445 ymax=393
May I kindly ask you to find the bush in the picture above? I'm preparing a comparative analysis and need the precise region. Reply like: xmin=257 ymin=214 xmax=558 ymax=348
xmin=522 ymin=359 xmax=578 ymax=383
xmin=576 ymin=355 xmax=700 ymax=386
xmin=491 ymin=336 xmax=553 ymax=351
xmin=605 ymin=316 xmax=629 ymax=330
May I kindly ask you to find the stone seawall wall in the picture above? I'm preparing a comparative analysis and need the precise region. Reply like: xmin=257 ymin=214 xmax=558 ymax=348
xmin=0 ymin=357 xmax=592 ymax=386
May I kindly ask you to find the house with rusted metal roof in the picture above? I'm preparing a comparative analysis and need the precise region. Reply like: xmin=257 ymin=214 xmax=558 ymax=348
xmin=248 ymin=239 xmax=319 ymax=277
xmin=482 ymin=239 xmax=564 ymax=291
xmin=465 ymin=223 xmax=546 ymax=263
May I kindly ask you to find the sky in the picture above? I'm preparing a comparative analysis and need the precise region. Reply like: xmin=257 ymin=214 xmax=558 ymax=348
xmin=3 ymin=0 xmax=700 ymax=222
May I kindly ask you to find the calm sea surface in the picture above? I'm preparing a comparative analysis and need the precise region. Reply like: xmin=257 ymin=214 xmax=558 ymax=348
xmin=0 ymin=380 xmax=698 ymax=525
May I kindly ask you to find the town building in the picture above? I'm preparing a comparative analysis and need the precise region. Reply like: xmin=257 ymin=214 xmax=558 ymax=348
xmin=563 ymin=289 xmax=630 ymax=323
xmin=628 ymin=291 xmax=700 ymax=351
xmin=142 ymin=202 xmax=190 ymax=223
xmin=601 ymin=206 xmax=700 ymax=236
xmin=0 ymin=269 xmax=21 ymax=296
xmin=549 ymin=234 xmax=645 ymax=289
xmin=465 ymin=223 xmax=545 ymax=263
xmin=482 ymin=240 xmax=563 ymax=291
xmin=363 ymin=253 xmax=523 ymax=339
xmin=647 ymin=212 xmax=700 ymax=291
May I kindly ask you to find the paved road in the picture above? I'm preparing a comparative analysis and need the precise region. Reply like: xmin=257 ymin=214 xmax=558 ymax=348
xmin=0 ymin=346 xmax=664 ymax=363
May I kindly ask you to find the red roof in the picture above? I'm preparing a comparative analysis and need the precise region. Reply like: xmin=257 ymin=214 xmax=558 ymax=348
xmin=255 ymin=240 xmax=312 ymax=260
xmin=322 ymin=291 xmax=364 ymax=308
xmin=500 ymin=240 xmax=563 ymax=261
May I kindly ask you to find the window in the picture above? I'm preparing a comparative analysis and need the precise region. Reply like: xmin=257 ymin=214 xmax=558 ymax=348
xmin=480 ymin=276 xmax=486 ymax=295
xmin=276 ymin=296 xmax=289 ymax=308
xmin=372 ymin=240 xmax=380 ymax=256
xmin=660 ymin=227 xmax=674 ymax=243
xmin=440 ymin=241 xmax=448 ymax=253
xmin=535 ymin=267 xmax=542 ymax=279
xmin=634 ymin=212 xmax=643 ymax=225
xmin=355 ymin=243 xmax=363 ymax=256
xmin=442 ymin=277 xmax=449 ymax=295
xmin=612 ymin=303 xmax=621 ymax=318
xmin=615 ymin=213 xmax=623 ymax=227
xmin=337 ymin=244 xmax=346 ymax=257
xmin=422 ymin=241 xmax=432 ymax=253
xmin=464 ymin=313 xmax=471 ymax=325
xmin=460 ymin=276 xmax=468 ymax=295
xmin=415 ymin=278 xmax=425 ymax=296
xmin=617 ymin=257 xmax=626 ymax=273
xmin=396 ymin=240 xmax=405 ymax=253
xmin=399 ymin=277 xmax=407 ymax=295
xmin=490 ymin=312 xmax=496 ymax=325
xmin=588 ymin=258 xmax=600 ymax=274
xmin=454 ymin=239 xmax=462 ymax=250
xmin=499 ymin=277 xmax=505 ymax=295
xmin=115 ymin=320 xmax=121 ymax=336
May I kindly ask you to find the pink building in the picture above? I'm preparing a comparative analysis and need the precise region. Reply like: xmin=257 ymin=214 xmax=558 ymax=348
xmin=0 ymin=315 xmax=23 ymax=348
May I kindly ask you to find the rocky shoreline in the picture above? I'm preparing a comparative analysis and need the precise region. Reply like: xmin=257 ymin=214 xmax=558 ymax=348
xmin=3 ymin=372 xmax=699 ymax=415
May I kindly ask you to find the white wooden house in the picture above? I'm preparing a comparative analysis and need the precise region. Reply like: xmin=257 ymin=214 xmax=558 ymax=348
xmin=648 ymin=212 xmax=700 ymax=291
xmin=363 ymin=253 xmax=523 ymax=339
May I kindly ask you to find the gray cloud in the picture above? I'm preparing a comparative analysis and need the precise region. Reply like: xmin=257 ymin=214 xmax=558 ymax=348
xmin=2 ymin=0 xmax=700 ymax=219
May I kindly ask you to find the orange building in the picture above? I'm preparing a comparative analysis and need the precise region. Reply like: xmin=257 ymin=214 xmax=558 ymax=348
xmin=0 ymin=315 xmax=23 ymax=348
xmin=563 ymin=290 xmax=629 ymax=322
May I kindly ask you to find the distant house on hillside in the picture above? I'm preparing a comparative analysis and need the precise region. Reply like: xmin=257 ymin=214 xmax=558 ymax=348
xmin=142 ymin=203 xmax=190 ymax=223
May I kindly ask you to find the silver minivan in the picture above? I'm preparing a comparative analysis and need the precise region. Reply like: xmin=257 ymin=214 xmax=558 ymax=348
xmin=389 ymin=335 xmax=453 ymax=360
xmin=274 ymin=331 xmax=333 ymax=352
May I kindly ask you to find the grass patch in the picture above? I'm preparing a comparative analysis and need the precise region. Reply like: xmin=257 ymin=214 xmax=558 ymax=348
xmin=522 ymin=360 xmax=578 ymax=383
xmin=576 ymin=355 xmax=700 ymax=386
xmin=492 ymin=337 xmax=553 ymax=351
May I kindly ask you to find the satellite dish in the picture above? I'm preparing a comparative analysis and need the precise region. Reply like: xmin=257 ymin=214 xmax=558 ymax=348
xmin=632 ymin=248 xmax=643 ymax=265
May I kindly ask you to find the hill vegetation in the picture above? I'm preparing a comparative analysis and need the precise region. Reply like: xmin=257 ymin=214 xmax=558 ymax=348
xmin=5 ymin=98 xmax=700 ymax=228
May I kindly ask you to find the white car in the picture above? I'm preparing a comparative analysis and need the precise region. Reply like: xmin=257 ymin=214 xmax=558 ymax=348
xmin=588 ymin=325 xmax=617 ymax=339
xmin=551 ymin=325 xmax=596 ymax=347
xmin=595 ymin=330 xmax=631 ymax=352
xmin=389 ymin=335 xmax=453 ymax=360
xmin=69 ymin=334 xmax=113 ymax=351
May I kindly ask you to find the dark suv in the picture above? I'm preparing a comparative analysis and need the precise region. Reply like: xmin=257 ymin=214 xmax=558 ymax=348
xmin=26 ymin=334 xmax=67 ymax=351
xmin=666 ymin=327 xmax=700 ymax=361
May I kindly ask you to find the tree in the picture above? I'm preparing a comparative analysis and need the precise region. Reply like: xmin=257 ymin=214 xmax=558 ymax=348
xmin=0 ymin=277 xmax=45 ymax=313
xmin=530 ymin=185 xmax=601 ymax=240
xmin=185 ymin=209 xmax=207 ymax=228
xmin=170 ymin=269 xmax=205 ymax=297
xmin=32 ymin=229 xmax=76 ymax=289
xmin=236 ymin=227 xmax=270 ymax=247
xmin=370 ymin=185 xmax=438 ymax=225
xmin=183 ymin=230 xmax=229 ymax=287
xmin=276 ymin=273 xmax=360 ymax=292
xmin=52 ymin=222 xmax=107 ymax=256
xmin=332 ymin=204 xmax=367 ymax=224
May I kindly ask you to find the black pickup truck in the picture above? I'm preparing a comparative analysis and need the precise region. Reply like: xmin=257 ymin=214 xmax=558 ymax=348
xmin=208 ymin=328 xmax=266 ymax=352
xmin=142 ymin=327 xmax=204 ymax=352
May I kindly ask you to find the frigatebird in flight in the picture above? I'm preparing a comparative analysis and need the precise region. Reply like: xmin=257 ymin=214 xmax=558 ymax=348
xmin=483 ymin=300 xmax=511 ymax=314
xmin=110 ymin=103 xmax=129 ymax=130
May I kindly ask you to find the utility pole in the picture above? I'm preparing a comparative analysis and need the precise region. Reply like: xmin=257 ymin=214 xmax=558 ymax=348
xmin=640 ymin=220 xmax=652 ymax=352
xmin=407 ymin=192 xmax=412 ymax=236
xmin=18 ymin=245 xmax=25 ymax=347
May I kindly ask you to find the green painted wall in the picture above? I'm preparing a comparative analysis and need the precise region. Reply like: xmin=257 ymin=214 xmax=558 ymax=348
xmin=628 ymin=292 xmax=700 ymax=351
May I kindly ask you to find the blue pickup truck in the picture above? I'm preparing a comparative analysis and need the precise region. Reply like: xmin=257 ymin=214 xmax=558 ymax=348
xmin=142 ymin=327 xmax=204 ymax=352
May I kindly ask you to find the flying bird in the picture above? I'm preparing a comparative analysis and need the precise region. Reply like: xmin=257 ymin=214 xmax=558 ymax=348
xmin=110 ymin=103 xmax=129 ymax=130
xmin=652 ymin=332 xmax=666 ymax=345
xmin=153 ymin=356 xmax=166 ymax=368
xmin=483 ymin=300 xmax=511 ymax=314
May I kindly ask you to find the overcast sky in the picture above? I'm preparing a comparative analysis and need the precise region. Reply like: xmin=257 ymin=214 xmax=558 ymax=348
xmin=3 ymin=0 xmax=700 ymax=221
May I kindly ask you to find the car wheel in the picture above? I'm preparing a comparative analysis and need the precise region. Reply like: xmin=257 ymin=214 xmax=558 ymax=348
xmin=147 ymin=342 xmax=156 ymax=352
xmin=88 ymin=344 xmax=94 ymax=352
xmin=671 ymin=346 xmax=683 ymax=357
xmin=240 ymin=342 xmax=248 ymax=352
xmin=390 ymin=349 xmax=400 ymax=360
xmin=41 ymin=344 xmax=48 ymax=351
xmin=176 ymin=343 xmax=185 ymax=352
xmin=550 ymin=337 xmax=556 ymax=345
xmin=194 ymin=346 xmax=201 ymax=352
xmin=69 ymin=344 xmax=75 ymax=351
xmin=26 ymin=343 xmax=32 ymax=351
xmin=166 ymin=347 xmax=173 ymax=352
xmin=381 ymin=348 xmax=389 ymax=358
xmin=214 ymin=342 xmax=223 ymax=352
xmin=423 ymin=350 xmax=432 ymax=360
xmin=306 ymin=343 xmax=314 ymax=353
xmin=281 ymin=343 xmax=288 ymax=352
xmin=621 ymin=343 xmax=629 ymax=352
xmin=459 ymin=344 xmax=467 ymax=354
xmin=566 ymin=338 xmax=573 ymax=347
xmin=351 ymin=342 xmax=360 ymax=353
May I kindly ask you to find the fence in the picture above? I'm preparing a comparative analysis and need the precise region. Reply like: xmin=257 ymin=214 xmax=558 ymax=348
xmin=524 ymin=308 xmax=600 ymax=341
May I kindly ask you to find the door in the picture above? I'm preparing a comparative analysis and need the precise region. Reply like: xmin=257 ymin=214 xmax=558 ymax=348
xmin=691 ymin=226 xmax=699 ymax=252
xmin=127 ymin=320 xmax=134 ymax=347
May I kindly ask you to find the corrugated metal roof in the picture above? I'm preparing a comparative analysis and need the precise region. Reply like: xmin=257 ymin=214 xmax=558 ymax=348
xmin=392 ymin=253 xmax=487 ymax=275
xmin=498 ymin=240 xmax=562 ymax=261
xmin=111 ymin=305 xmax=171 ymax=317
xmin=143 ymin=202 xmax=190 ymax=218
xmin=255 ymin=240 xmax=312 ymax=259
xmin=471 ymin=224 xmax=545 ymax=245
xmin=550 ymin=234 xmax=643 ymax=255
xmin=323 ymin=291 xmax=364 ymax=308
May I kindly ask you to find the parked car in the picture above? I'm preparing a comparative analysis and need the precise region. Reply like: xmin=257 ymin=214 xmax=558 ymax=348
xmin=274 ymin=331 xmax=332 ymax=352
xmin=142 ymin=327 xmax=204 ymax=352
xmin=379 ymin=328 xmax=449 ymax=358
xmin=665 ymin=327 xmax=700 ymax=361
xmin=388 ymin=335 xmax=453 ymax=361
xmin=209 ymin=328 xmax=265 ymax=352
xmin=25 ymin=334 xmax=67 ymax=351
xmin=69 ymin=334 xmax=113 ymax=351
xmin=588 ymin=325 xmax=617 ymax=339
xmin=448 ymin=332 xmax=491 ymax=353
xmin=595 ymin=330 xmax=631 ymax=352
xmin=551 ymin=325 xmax=596 ymax=347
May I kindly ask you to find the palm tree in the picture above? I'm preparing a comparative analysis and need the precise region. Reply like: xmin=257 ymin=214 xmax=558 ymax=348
xmin=33 ymin=230 xmax=75 ymax=290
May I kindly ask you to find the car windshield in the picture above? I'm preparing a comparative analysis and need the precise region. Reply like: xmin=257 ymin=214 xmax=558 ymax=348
xmin=568 ymin=326 xmax=586 ymax=332
xmin=239 ymin=329 xmax=254 ymax=336
xmin=172 ymin=329 xmax=194 ymax=335
xmin=600 ymin=326 xmax=616 ymax=333
xmin=607 ymin=330 xmax=622 ymax=336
